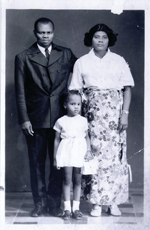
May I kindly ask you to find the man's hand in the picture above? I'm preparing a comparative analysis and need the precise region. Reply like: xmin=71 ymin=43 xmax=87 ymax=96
xmin=21 ymin=121 xmax=34 ymax=136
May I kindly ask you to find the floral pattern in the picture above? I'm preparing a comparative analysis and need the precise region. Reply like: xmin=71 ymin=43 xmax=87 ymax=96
xmin=81 ymin=88 xmax=129 ymax=205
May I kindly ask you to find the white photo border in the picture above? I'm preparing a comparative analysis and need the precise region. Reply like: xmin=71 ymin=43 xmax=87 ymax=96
xmin=1 ymin=0 xmax=150 ymax=230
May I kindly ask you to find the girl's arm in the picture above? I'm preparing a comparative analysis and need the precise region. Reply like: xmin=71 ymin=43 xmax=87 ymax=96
xmin=53 ymin=131 xmax=61 ymax=167
xmin=118 ymin=86 xmax=132 ymax=133
xmin=84 ymin=130 xmax=93 ymax=161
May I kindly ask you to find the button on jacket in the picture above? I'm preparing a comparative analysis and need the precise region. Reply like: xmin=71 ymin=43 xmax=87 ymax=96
xmin=15 ymin=42 xmax=77 ymax=128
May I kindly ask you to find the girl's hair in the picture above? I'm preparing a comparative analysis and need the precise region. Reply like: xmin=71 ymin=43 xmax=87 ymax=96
xmin=62 ymin=90 xmax=82 ymax=105
xmin=84 ymin=23 xmax=118 ymax=47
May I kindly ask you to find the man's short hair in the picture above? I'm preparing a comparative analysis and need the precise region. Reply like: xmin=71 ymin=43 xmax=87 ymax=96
xmin=34 ymin=17 xmax=54 ymax=31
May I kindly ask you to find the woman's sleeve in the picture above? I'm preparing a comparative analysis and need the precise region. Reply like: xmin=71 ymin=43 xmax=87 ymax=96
xmin=68 ymin=59 xmax=84 ymax=91
xmin=120 ymin=57 xmax=135 ymax=88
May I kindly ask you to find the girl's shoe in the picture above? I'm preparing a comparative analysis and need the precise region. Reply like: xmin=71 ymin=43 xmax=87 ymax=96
xmin=90 ymin=204 xmax=102 ymax=217
xmin=62 ymin=210 xmax=72 ymax=220
xmin=72 ymin=210 xmax=83 ymax=220
xmin=109 ymin=204 xmax=121 ymax=216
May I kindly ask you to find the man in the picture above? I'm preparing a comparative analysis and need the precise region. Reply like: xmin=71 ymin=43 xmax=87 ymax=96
xmin=15 ymin=17 xmax=77 ymax=217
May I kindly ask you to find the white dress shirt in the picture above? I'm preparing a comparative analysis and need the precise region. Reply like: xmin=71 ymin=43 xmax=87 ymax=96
xmin=37 ymin=43 xmax=52 ymax=57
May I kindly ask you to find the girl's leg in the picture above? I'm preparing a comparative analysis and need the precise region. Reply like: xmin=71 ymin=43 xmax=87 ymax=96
xmin=62 ymin=167 xmax=73 ymax=216
xmin=72 ymin=167 xmax=82 ymax=201
xmin=62 ymin=167 xmax=73 ymax=201
xmin=72 ymin=167 xmax=83 ymax=220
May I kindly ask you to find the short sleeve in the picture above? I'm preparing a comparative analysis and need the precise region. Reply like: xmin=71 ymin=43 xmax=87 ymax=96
xmin=69 ymin=59 xmax=84 ymax=91
xmin=120 ymin=57 xmax=135 ymax=88
xmin=53 ymin=119 xmax=62 ymax=133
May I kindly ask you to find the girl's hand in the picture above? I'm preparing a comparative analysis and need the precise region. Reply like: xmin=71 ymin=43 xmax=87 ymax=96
xmin=118 ymin=114 xmax=128 ymax=133
xmin=84 ymin=150 xmax=94 ymax=161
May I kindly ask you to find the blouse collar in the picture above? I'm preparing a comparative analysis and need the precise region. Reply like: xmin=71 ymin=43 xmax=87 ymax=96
xmin=89 ymin=48 xmax=111 ymax=60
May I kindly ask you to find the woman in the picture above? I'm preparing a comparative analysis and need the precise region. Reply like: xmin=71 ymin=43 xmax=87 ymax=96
xmin=68 ymin=24 xmax=134 ymax=217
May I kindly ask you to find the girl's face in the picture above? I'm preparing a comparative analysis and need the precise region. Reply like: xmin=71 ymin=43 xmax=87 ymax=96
xmin=92 ymin=31 xmax=109 ymax=52
xmin=65 ymin=94 xmax=82 ymax=117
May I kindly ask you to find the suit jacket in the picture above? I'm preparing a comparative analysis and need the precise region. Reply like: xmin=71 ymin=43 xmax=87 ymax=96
xmin=15 ymin=42 xmax=77 ymax=128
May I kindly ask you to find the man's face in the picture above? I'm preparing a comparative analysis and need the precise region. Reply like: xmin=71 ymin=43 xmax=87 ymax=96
xmin=34 ymin=22 xmax=54 ymax=48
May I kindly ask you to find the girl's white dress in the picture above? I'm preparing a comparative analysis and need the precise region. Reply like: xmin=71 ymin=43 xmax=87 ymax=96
xmin=53 ymin=114 xmax=88 ymax=167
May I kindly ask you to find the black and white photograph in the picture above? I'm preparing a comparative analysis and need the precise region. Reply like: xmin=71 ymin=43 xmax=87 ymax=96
xmin=0 ymin=1 xmax=150 ymax=230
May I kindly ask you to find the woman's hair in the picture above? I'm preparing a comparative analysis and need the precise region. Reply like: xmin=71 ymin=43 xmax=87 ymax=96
xmin=84 ymin=23 xmax=118 ymax=47
xmin=62 ymin=90 xmax=82 ymax=105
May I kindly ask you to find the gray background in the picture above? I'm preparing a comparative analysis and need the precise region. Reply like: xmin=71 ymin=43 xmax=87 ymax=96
xmin=5 ymin=10 xmax=144 ymax=192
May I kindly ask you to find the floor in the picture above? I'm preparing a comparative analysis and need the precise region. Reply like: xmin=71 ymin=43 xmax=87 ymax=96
xmin=4 ymin=189 xmax=145 ymax=229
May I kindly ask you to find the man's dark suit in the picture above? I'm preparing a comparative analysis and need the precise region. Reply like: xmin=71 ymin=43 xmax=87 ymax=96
xmin=15 ymin=42 xmax=77 ymax=212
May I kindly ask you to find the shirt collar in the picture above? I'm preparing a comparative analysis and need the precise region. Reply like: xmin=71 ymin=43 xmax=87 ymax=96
xmin=37 ymin=43 xmax=52 ymax=56
xmin=90 ymin=48 xmax=110 ymax=60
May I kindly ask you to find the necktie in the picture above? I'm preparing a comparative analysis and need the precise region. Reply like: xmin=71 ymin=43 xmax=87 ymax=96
xmin=45 ymin=48 xmax=49 ymax=60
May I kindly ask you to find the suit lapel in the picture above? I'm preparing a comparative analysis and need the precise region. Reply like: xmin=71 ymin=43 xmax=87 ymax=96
xmin=48 ymin=48 xmax=62 ymax=66
xmin=28 ymin=43 xmax=47 ymax=66
xmin=28 ymin=43 xmax=47 ymax=67
xmin=28 ymin=43 xmax=63 ymax=67
xmin=30 ymin=53 xmax=49 ymax=67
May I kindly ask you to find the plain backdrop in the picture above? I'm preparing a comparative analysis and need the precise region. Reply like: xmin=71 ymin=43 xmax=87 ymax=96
xmin=5 ymin=9 xmax=144 ymax=192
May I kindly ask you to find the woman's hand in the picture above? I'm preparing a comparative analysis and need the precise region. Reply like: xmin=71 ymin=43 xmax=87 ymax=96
xmin=118 ymin=113 xmax=128 ymax=133
xmin=84 ymin=150 xmax=94 ymax=162
xmin=119 ymin=86 xmax=131 ymax=133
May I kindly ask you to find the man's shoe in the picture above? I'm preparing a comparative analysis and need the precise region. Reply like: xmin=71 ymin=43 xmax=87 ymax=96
xmin=31 ymin=204 xmax=42 ymax=217
xmin=41 ymin=197 xmax=48 ymax=213
xmin=49 ymin=208 xmax=62 ymax=217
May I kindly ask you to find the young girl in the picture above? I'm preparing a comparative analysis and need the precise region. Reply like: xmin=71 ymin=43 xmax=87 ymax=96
xmin=53 ymin=90 xmax=92 ymax=220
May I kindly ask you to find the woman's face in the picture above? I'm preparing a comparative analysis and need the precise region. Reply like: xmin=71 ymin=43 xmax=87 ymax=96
xmin=92 ymin=31 xmax=109 ymax=52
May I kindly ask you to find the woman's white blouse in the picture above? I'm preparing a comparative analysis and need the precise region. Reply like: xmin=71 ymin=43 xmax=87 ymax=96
xmin=69 ymin=49 xmax=134 ymax=90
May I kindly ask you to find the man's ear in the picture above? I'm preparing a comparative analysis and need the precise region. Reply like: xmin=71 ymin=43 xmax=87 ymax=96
xmin=63 ymin=103 xmax=66 ymax=109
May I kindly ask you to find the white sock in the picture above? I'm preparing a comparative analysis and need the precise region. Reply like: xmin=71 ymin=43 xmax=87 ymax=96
xmin=72 ymin=200 xmax=80 ymax=212
xmin=64 ymin=200 xmax=71 ymax=212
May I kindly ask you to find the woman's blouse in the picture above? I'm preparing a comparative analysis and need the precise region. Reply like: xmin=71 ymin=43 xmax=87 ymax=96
xmin=69 ymin=49 xmax=134 ymax=91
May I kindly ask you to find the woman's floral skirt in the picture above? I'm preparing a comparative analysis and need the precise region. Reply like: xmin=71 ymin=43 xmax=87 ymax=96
xmin=81 ymin=87 xmax=129 ymax=205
